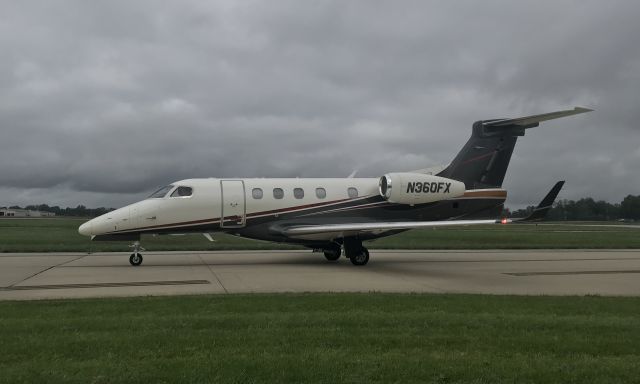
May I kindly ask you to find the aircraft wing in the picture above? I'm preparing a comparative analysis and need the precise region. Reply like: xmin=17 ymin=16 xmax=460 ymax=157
xmin=277 ymin=181 xmax=566 ymax=241
xmin=513 ymin=181 xmax=565 ymax=222
xmin=277 ymin=219 xmax=503 ymax=240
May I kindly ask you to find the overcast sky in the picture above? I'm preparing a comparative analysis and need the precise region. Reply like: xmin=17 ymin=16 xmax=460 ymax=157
xmin=1 ymin=1 xmax=639 ymax=209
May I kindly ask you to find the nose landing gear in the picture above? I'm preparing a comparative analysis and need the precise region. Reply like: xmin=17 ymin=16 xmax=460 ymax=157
xmin=129 ymin=241 xmax=145 ymax=266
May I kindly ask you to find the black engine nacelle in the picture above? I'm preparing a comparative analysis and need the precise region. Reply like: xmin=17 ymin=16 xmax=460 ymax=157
xmin=379 ymin=172 xmax=465 ymax=204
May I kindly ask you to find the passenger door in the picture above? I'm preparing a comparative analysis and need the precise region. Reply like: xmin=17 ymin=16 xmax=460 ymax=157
xmin=220 ymin=180 xmax=246 ymax=228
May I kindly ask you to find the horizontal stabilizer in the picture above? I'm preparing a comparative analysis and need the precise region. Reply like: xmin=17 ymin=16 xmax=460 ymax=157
xmin=517 ymin=181 xmax=565 ymax=222
xmin=483 ymin=107 xmax=592 ymax=130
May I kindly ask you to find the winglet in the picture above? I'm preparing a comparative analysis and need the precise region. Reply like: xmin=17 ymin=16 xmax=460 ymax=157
xmin=517 ymin=181 xmax=565 ymax=222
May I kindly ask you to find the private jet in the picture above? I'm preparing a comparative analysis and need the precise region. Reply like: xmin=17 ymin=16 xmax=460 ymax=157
xmin=78 ymin=107 xmax=592 ymax=266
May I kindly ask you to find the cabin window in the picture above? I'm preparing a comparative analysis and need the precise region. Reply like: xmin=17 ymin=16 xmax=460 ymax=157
xmin=148 ymin=185 xmax=174 ymax=198
xmin=170 ymin=186 xmax=193 ymax=197
xmin=252 ymin=188 xmax=263 ymax=199
xmin=294 ymin=188 xmax=304 ymax=199
xmin=348 ymin=187 xmax=358 ymax=198
xmin=273 ymin=188 xmax=284 ymax=199
xmin=316 ymin=187 xmax=326 ymax=199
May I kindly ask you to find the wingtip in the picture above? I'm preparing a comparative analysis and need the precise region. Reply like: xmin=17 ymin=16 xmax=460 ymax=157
xmin=551 ymin=180 xmax=565 ymax=194
xmin=574 ymin=106 xmax=594 ymax=113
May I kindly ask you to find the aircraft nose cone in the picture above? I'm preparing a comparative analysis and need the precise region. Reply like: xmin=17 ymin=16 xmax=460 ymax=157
xmin=78 ymin=221 xmax=93 ymax=236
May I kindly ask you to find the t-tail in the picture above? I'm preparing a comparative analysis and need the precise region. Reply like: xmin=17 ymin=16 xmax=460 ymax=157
xmin=438 ymin=107 xmax=592 ymax=190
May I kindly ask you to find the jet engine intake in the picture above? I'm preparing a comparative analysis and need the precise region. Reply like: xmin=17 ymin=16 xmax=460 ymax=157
xmin=379 ymin=173 xmax=465 ymax=204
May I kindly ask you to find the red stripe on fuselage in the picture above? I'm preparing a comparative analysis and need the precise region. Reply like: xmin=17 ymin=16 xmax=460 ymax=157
xmin=107 ymin=197 xmax=357 ymax=234
xmin=245 ymin=197 xmax=353 ymax=218
xmin=105 ymin=190 xmax=506 ymax=235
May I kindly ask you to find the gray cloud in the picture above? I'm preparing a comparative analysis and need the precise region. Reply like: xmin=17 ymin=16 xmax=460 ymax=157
xmin=1 ymin=0 xmax=639 ymax=208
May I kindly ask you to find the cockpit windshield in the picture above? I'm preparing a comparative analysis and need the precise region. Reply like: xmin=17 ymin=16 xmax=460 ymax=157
xmin=148 ymin=185 xmax=174 ymax=198
xmin=170 ymin=186 xmax=193 ymax=197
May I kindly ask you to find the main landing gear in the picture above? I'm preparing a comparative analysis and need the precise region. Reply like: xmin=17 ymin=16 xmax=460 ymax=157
xmin=129 ymin=241 xmax=145 ymax=266
xmin=319 ymin=238 xmax=370 ymax=265
xmin=323 ymin=244 xmax=342 ymax=261
xmin=349 ymin=247 xmax=369 ymax=266
xmin=343 ymin=237 xmax=370 ymax=266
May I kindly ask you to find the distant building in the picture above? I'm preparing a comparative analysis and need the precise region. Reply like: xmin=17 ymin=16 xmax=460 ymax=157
xmin=0 ymin=208 xmax=55 ymax=217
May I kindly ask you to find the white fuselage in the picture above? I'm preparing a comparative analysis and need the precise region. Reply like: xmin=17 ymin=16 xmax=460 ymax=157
xmin=79 ymin=178 xmax=380 ymax=236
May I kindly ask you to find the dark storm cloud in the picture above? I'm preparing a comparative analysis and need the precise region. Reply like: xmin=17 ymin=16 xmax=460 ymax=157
xmin=1 ymin=0 xmax=639 ymax=208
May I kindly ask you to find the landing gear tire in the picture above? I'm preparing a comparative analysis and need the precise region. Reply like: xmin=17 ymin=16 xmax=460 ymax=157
xmin=129 ymin=253 xmax=143 ymax=266
xmin=350 ymin=247 xmax=369 ymax=266
xmin=129 ymin=240 xmax=144 ymax=266
xmin=323 ymin=247 xmax=341 ymax=261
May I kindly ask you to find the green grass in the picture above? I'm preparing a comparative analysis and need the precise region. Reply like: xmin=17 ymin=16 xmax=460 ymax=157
xmin=1 ymin=218 xmax=639 ymax=253
xmin=1 ymin=293 xmax=639 ymax=383
xmin=0 ymin=218 xmax=300 ymax=253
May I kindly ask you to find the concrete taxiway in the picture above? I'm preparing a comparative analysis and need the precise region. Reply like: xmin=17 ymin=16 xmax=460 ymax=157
xmin=1 ymin=250 xmax=640 ymax=300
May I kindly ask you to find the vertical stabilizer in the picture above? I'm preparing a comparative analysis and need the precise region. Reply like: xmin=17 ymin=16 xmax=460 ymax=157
xmin=438 ymin=107 xmax=591 ymax=190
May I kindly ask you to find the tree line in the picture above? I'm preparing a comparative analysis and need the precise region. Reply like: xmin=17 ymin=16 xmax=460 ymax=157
xmin=4 ymin=195 xmax=640 ymax=220
xmin=4 ymin=204 xmax=114 ymax=218
xmin=507 ymin=195 xmax=640 ymax=221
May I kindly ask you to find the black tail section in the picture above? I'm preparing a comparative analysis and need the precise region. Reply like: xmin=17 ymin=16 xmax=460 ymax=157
xmin=438 ymin=121 xmax=522 ymax=189
xmin=438 ymin=107 xmax=592 ymax=190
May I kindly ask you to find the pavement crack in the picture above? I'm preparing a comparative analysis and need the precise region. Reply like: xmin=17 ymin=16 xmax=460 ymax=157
xmin=197 ymin=253 xmax=228 ymax=294
xmin=7 ymin=254 xmax=87 ymax=288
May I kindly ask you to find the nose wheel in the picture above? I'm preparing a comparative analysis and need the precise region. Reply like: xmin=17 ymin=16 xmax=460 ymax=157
xmin=129 ymin=241 xmax=145 ymax=266
xmin=129 ymin=253 xmax=143 ymax=266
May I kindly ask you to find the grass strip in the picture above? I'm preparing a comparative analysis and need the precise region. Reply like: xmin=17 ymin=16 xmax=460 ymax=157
xmin=1 ymin=218 xmax=640 ymax=253
xmin=1 ymin=293 xmax=639 ymax=383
